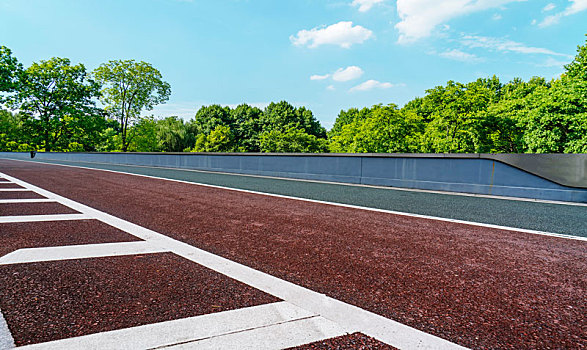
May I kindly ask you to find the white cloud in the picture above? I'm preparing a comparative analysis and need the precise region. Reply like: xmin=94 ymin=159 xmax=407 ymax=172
xmin=332 ymin=66 xmax=364 ymax=81
xmin=327 ymin=85 xmax=336 ymax=91
xmin=543 ymin=3 xmax=556 ymax=11
xmin=290 ymin=21 xmax=373 ymax=49
xmin=310 ymin=66 xmax=364 ymax=82
xmin=492 ymin=13 xmax=503 ymax=20
xmin=352 ymin=0 xmax=384 ymax=12
xmin=439 ymin=49 xmax=482 ymax=62
xmin=539 ymin=0 xmax=587 ymax=27
xmin=310 ymin=74 xmax=330 ymax=80
xmin=537 ymin=57 xmax=571 ymax=67
xmin=461 ymin=35 xmax=572 ymax=57
xmin=350 ymin=79 xmax=395 ymax=92
xmin=395 ymin=0 xmax=524 ymax=43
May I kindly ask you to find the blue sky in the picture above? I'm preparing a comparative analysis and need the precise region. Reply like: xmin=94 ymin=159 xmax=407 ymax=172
xmin=1 ymin=0 xmax=585 ymax=128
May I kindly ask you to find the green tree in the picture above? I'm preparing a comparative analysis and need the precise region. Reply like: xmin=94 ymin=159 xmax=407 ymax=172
xmin=479 ymin=77 xmax=548 ymax=153
xmin=0 ymin=46 xmax=22 ymax=97
xmin=126 ymin=116 xmax=159 ymax=152
xmin=329 ymin=107 xmax=370 ymax=137
xmin=231 ymin=104 xmax=264 ymax=151
xmin=190 ymin=104 xmax=232 ymax=135
xmin=7 ymin=57 xmax=103 ymax=151
xmin=93 ymin=60 xmax=171 ymax=152
xmin=262 ymin=101 xmax=327 ymax=138
xmin=418 ymin=77 xmax=502 ymax=153
xmin=260 ymin=126 xmax=328 ymax=153
xmin=522 ymin=77 xmax=587 ymax=153
xmin=564 ymin=35 xmax=587 ymax=82
xmin=0 ymin=109 xmax=34 ymax=151
xmin=329 ymin=105 xmax=422 ymax=153
xmin=156 ymin=116 xmax=195 ymax=152
xmin=192 ymin=124 xmax=235 ymax=152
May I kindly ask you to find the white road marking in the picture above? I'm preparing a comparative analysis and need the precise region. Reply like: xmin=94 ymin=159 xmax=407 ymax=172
xmin=0 ymin=214 xmax=89 ymax=223
xmin=0 ymin=242 xmax=168 ymax=265
xmin=164 ymin=316 xmax=346 ymax=350
xmin=0 ymin=171 xmax=469 ymax=349
xmin=0 ymin=199 xmax=54 ymax=204
xmin=4 ymin=158 xmax=584 ymax=242
xmin=17 ymin=302 xmax=344 ymax=350
xmin=0 ymin=310 xmax=15 ymax=350
xmin=0 ymin=188 xmax=30 ymax=192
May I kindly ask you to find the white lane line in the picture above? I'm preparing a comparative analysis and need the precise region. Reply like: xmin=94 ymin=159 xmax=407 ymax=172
xmin=164 ymin=316 xmax=346 ymax=350
xmin=17 ymin=302 xmax=341 ymax=350
xmin=4 ymin=158 xmax=584 ymax=242
xmin=0 ymin=310 xmax=15 ymax=350
xmin=0 ymin=242 xmax=167 ymax=265
xmin=0 ymin=199 xmax=54 ymax=204
xmin=0 ymin=188 xmax=30 ymax=192
xmin=0 ymin=214 xmax=89 ymax=224
xmin=0 ymin=171 xmax=468 ymax=350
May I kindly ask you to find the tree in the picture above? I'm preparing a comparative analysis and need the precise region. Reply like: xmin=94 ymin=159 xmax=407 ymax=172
xmin=262 ymin=101 xmax=327 ymax=138
xmin=231 ymin=104 xmax=264 ymax=151
xmin=0 ymin=109 xmax=34 ymax=151
xmin=126 ymin=116 xmax=159 ymax=152
xmin=0 ymin=46 xmax=22 ymax=98
xmin=192 ymin=124 xmax=235 ymax=152
xmin=260 ymin=126 xmax=328 ymax=153
xmin=7 ymin=57 xmax=103 ymax=151
xmin=564 ymin=35 xmax=587 ymax=82
xmin=479 ymin=77 xmax=548 ymax=153
xmin=189 ymin=102 xmax=328 ymax=153
xmin=93 ymin=60 xmax=171 ymax=152
xmin=328 ymin=105 xmax=422 ymax=153
xmin=190 ymin=104 xmax=232 ymax=135
xmin=418 ymin=77 xmax=502 ymax=153
xmin=521 ymin=77 xmax=587 ymax=153
xmin=329 ymin=107 xmax=370 ymax=137
xmin=156 ymin=116 xmax=195 ymax=152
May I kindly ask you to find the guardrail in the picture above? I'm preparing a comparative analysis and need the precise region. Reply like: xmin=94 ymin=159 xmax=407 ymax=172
xmin=1 ymin=152 xmax=586 ymax=203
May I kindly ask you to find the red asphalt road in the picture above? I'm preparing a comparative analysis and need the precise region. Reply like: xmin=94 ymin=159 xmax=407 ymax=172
xmin=0 ymin=159 xmax=586 ymax=349
xmin=288 ymin=333 xmax=396 ymax=349
xmin=0 ymin=202 xmax=80 ymax=216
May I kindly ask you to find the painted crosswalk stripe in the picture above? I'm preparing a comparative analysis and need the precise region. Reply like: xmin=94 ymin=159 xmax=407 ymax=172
xmin=0 ymin=199 xmax=54 ymax=204
xmin=17 ymin=302 xmax=344 ymax=350
xmin=0 ymin=310 xmax=15 ymax=350
xmin=0 ymin=214 xmax=90 ymax=223
xmin=0 ymin=241 xmax=168 ymax=265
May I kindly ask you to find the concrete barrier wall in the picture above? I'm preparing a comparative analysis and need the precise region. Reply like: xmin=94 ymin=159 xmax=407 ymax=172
xmin=2 ymin=152 xmax=586 ymax=203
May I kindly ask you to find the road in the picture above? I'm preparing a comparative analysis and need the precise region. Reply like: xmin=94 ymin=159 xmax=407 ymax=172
xmin=0 ymin=158 xmax=585 ymax=349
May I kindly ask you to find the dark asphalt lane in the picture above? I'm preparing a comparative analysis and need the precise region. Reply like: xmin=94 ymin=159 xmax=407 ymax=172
xmin=3 ymin=157 xmax=586 ymax=237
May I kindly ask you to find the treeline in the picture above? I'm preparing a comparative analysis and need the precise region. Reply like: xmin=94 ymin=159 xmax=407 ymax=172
xmin=97 ymin=102 xmax=327 ymax=153
xmin=1 ymin=37 xmax=586 ymax=153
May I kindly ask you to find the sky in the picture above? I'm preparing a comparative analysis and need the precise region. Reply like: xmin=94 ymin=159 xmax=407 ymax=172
xmin=0 ymin=0 xmax=586 ymax=129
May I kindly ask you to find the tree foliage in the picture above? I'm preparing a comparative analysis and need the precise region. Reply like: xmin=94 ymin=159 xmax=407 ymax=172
xmin=6 ymin=57 xmax=103 ymax=151
xmin=0 ymin=46 xmax=22 ymax=96
xmin=260 ymin=126 xmax=328 ymax=153
xmin=93 ymin=60 xmax=171 ymax=151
